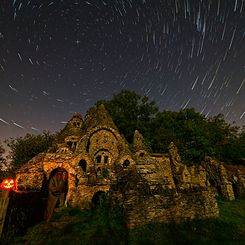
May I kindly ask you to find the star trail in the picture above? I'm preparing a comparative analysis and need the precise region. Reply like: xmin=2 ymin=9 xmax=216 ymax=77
xmin=0 ymin=0 xmax=244 ymax=140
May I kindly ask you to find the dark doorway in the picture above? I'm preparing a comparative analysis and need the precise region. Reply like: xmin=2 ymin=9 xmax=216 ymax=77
xmin=92 ymin=191 xmax=106 ymax=206
xmin=46 ymin=169 xmax=68 ymax=206
xmin=79 ymin=159 xmax=87 ymax=173
xmin=232 ymin=182 xmax=239 ymax=198
xmin=123 ymin=160 xmax=130 ymax=168
xmin=44 ymin=168 xmax=68 ymax=222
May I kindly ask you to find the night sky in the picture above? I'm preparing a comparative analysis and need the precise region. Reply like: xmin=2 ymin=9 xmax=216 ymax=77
xmin=0 ymin=0 xmax=244 ymax=141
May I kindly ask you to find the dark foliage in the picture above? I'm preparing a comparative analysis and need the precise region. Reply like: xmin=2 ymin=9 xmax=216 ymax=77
xmin=0 ymin=141 xmax=15 ymax=181
xmin=5 ymin=131 xmax=55 ymax=172
xmin=11 ymin=193 xmax=127 ymax=245
xmin=99 ymin=90 xmax=244 ymax=165
xmin=1 ymin=191 xmax=46 ymax=245
xmin=96 ymin=90 xmax=159 ymax=143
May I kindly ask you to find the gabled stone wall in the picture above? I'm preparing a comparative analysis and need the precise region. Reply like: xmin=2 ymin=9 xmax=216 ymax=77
xmin=15 ymin=105 xmax=223 ymax=227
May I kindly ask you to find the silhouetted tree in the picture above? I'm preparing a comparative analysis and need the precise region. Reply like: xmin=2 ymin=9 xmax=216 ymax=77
xmin=97 ymin=90 xmax=244 ymax=165
xmin=5 ymin=131 xmax=55 ymax=171
xmin=208 ymin=115 xmax=244 ymax=164
xmin=0 ymin=142 xmax=6 ymax=168
xmin=97 ymin=90 xmax=159 ymax=143
xmin=0 ymin=141 xmax=14 ymax=180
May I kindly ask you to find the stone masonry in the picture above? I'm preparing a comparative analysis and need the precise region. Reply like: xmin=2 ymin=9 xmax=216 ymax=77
xmin=16 ymin=104 xmax=221 ymax=227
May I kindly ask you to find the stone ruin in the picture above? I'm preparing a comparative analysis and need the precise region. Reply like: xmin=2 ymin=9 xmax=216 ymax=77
xmin=15 ymin=104 xmax=245 ymax=227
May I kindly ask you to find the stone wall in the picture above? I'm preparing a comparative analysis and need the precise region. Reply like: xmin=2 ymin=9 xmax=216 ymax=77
xmin=135 ymin=154 xmax=176 ymax=191
xmin=225 ymin=165 xmax=245 ymax=198
xmin=110 ymin=169 xmax=219 ymax=228
xmin=14 ymin=106 xmax=225 ymax=229
xmin=73 ymin=184 xmax=110 ymax=208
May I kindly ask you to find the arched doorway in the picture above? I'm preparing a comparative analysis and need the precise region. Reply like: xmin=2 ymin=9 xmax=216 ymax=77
xmin=44 ymin=168 xmax=68 ymax=222
xmin=92 ymin=191 xmax=106 ymax=206
xmin=78 ymin=159 xmax=87 ymax=173
xmin=209 ymin=178 xmax=222 ymax=196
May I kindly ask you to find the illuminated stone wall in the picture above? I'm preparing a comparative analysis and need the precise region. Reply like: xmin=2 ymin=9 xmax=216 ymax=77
xmin=16 ymin=104 xmax=240 ymax=227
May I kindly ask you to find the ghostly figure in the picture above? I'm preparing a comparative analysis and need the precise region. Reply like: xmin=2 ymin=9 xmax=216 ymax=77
xmin=45 ymin=169 xmax=68 ymax=222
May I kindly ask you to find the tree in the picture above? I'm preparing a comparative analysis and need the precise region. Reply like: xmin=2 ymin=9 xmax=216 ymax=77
xmin=149 ymin=108 xmax=215 ymax=164
xmin=96 ymin=90 xmax=159 ymax=143
xmin=174 ymin=109 xmax=214 ymax=163
xmin=0 ymin=142 xmax=7 ymax=181
xmin=0 ymin=141 xmax=15 ymax=181
xmin=148 ymin=110 xmax=178 ymax=153
xmin=207 ymin=114 xmax=242 ymax=163
xmin=96 ymin=90 xmax=244 ymax=165
xmin=5 ymin=131 xmax=55 ymax=171
xmin=0 ymin=142 xmax=6 ymax=169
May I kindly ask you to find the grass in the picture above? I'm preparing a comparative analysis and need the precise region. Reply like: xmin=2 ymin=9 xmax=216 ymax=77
xmin=129 ymin=198 xmax=245 ymax=244
xmin=10 ymin=198 xmax=245 ymax=245
xmin=12 ymin=197 xmax=127 ymax=245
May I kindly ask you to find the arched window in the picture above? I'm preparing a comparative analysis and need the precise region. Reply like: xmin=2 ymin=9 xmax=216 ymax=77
xmin=95 ymin=150 xmax=110 ymax=164
xmin=104 ymin=156 xmax=109 ymax=164
xmin=73 ymin=122 xmax=81 ymax=128
xmin=96 ymin=155 xmax=102 ymax=164
xmin=79 ymin=159 xmax=87 ymax=173
xmin=123 ymin=160 xmax=130 ymax=168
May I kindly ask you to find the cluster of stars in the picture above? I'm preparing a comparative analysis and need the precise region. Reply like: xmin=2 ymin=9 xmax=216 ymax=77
xmin=0 ymin=0 xmax=244 ymax=140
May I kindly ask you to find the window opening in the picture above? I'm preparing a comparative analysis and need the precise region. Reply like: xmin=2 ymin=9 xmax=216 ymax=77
xmin=96 ymin=155 xmax=102 ymax=164
xmin=97 ymin=167 xmax=101 ymax=175
xmin=123 ymin=160 xmax=130 ymax=168
xmin=104 ymin=156 xmax=109 ymax=164
xmin=79 ymin=160 xmax=87 ymax=173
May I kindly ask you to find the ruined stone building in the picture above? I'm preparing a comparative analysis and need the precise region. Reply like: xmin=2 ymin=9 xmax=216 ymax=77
xmin=15 ymin=104 xmax=244 ymax=227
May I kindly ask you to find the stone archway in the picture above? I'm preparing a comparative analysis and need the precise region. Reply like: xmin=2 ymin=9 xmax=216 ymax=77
xmin=91 ymin=191 xmax=106 ymax=206
xmin=44 ymin=167 xmax=68 ymax=222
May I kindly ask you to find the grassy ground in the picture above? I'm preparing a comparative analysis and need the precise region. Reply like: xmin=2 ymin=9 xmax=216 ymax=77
xmin=10 ymin=198 xmax=245 ymax=245
xmin=129 ymin=198 xmax=245 ymax=245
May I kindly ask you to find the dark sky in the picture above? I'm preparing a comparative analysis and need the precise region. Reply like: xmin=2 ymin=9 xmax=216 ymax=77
xmin=0 ymin=0 xmax=244 ymax=141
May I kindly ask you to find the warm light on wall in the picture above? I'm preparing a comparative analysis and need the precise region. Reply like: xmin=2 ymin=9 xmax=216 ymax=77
xmin=1 ymin=178 xmax=16 ymax=190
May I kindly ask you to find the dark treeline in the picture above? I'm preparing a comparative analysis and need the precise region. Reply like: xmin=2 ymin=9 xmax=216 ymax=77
xmin=0 ymin=90 xmax=244 ymax=179
xmin=97 ymin=90 xmax=245 ymax=165
xmin=0 ymin=132 xmax=55 ymax=180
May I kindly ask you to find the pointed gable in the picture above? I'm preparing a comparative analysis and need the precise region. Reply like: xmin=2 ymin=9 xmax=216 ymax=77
xmin=55 ymin=112 xmax=84 ymax=145
xmin=84 ymin=104 xmax=118 ymax=131
xmin=133 ymin=130 xmax=148 ymax=153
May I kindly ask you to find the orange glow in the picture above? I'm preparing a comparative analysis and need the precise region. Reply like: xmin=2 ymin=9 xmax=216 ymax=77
xmin=1 ymin=178 xmax=16 ymax=190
